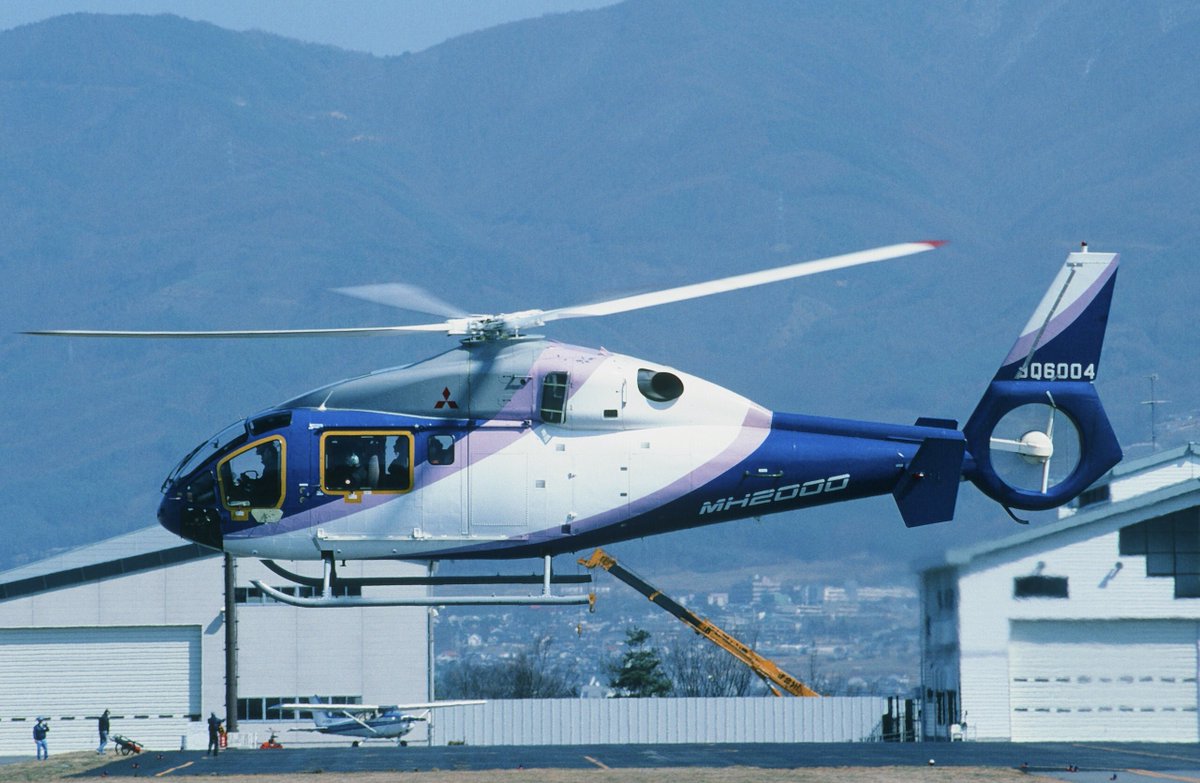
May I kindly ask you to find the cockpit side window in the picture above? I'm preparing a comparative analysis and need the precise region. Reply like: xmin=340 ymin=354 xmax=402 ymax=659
xmin=217 ymin=436 xmax=285 ymax=513
xmin=321 ymin=431 xmax=414 ymax=498
xmin=540 ymin=372 xmax=569 ymax=424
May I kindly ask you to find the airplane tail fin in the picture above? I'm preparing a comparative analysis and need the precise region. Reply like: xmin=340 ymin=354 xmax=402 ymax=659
xmin=309 ymin=695 xmax=336 ymax=728
xmin=963 ymin=245 xmax=1122 ymax=511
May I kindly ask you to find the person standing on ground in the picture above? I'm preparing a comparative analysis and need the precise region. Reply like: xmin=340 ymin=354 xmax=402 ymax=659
xmin=97 ymin=709 xmax=110 ymax=754
xmin=33 ymin=717 xmax=49 ymax=760
xmin=207 ymin=712 xmax=223 ymax=756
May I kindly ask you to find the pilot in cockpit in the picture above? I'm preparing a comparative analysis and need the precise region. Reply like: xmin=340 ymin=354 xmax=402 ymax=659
xmin=246 ymin=443 xmax=282 ymax=506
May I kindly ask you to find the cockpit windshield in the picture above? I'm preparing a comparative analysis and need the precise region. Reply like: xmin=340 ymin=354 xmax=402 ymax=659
xmin=165 ymin=420 xmax=249 ymax=487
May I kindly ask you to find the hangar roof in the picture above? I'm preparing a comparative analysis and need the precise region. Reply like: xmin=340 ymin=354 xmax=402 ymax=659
xmin=917 ymin=442 xmax=1200 ymax=575
xmin=0 ymin=525 xmax=217 ymax=602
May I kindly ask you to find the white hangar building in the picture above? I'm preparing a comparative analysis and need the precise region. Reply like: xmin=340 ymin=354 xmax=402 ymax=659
xmin=920 ymin=443 xmax=1200 ymax=742
xmin=0 ymin=526 xmax=429 ymax=755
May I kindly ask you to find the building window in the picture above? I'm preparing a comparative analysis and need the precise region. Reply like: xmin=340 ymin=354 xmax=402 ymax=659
xmin=235 ymin=585 xmax=361 ymax=604
xmin=1075 ymin=484 xmax=1110 ymax=509
xmin=1119 ymin=509 xmax=1200 ymax=598
xmin=1014 ymin=575 xmax=1069 ymax=598
xmin=237 ymin=695 xmax=362 ymax=721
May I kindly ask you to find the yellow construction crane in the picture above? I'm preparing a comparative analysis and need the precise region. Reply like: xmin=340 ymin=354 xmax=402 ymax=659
xmin=579 ymin=548 xmax=819 ymax=697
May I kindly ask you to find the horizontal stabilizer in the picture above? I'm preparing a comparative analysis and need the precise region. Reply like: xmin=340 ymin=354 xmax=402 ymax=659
xmin=914 ymin=417 xmax=958 ymax=429
xmin=893 ymin=436 xmax=966 ymax=527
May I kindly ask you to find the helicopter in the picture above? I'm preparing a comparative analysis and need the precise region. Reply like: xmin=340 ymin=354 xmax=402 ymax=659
xmin=28 ymin=241 xmax=1122 ymax=607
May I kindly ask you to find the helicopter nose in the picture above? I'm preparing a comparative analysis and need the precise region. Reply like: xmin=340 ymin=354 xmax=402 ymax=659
xmin=157 ymin=494 xmax=183 ymax=538
xmin=158 ymin=484 xmax=224 ymax=551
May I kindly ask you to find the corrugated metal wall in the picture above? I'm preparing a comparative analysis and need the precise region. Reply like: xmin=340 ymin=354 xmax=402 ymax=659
xmin=0 ymin=625 xmax=200 ymax=755
xmin=432 ymin=697 xmax=889 ymax=745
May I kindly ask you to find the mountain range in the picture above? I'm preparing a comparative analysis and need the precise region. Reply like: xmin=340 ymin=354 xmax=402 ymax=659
xmin=2 ymin=1 xmax=1198 ymax=573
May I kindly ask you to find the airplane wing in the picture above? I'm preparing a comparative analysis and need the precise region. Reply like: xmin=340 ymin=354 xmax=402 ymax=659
xmin=383 ymin=700 xmax=485 ymax=711
xmin=276 ymin=700 xmax=483 ymax=714
xmin=277 ymin=702 xmax=386 ymax=714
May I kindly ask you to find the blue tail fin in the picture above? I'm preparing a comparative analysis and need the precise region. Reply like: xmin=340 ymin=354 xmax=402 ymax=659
xmin=963 ymin=245 xmax=1122 ymax=511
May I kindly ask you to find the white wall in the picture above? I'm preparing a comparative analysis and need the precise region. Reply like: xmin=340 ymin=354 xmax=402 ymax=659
xmin=434 ymin=697 xmax=890 ymax=745
xmin=0 ymin=555 xmax=429 ymax=755
xmin=956 ymin=494 xmax=1200 ymax=740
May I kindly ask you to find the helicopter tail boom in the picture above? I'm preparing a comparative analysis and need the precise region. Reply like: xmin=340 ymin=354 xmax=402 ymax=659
xmin=962 ymin=245 xmax=1122 ymax=511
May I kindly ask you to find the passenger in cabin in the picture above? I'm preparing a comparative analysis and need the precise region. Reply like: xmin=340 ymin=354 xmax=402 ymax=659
xmin=383 ymin=437 xmax=411 ymax=490
xmin=328 ymin=452 xmax=366 ymax=490
xmin=428 ymin=435 xmax=451 ymax=465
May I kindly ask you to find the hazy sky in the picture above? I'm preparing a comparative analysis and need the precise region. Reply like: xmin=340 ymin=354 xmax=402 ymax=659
xmin=0 ymin=0 xmax=619 ymax=56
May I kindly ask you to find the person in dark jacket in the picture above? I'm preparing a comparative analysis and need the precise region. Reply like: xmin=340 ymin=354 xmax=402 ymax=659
xmin=33 ymin=717 xmax=49 ymax=760
xmin=207 ymin=712 xmax=223 ymax=756
xmin=97 ymin=709 xmax=110 ymax=754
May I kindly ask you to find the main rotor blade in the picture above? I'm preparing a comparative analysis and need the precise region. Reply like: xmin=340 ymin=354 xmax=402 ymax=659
xmin=332 ymin=283 xmax=468 ymax=318
xmin=539 ymin=241 xmax=944 ymax=323
xmin=23 ymin=324 xmax=451 ymax=339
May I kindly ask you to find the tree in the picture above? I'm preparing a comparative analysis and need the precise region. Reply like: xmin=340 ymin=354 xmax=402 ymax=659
xmin=608 ymin=627 xmax=671 ymax=697
xmin=438 ymin=635 xmax=578 ymax=698
xmin=509 ymin=635 xmax=578 ymax=698
xmin=664 ymin=632 xmax=757 ymax=697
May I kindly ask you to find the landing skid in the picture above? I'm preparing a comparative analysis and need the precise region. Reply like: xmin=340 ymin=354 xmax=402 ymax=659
xmin=251 ymin=555 xmax=594 ymax=608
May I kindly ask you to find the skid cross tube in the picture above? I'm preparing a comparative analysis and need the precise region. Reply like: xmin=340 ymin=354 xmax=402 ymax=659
xmin=260 ymin=558 xmax=593 ymax=588
xmin=252 ymin=555 xmax=593 ymax=608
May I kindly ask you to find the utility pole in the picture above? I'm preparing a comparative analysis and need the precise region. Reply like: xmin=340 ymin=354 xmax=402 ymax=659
xmin=224 ymin=554 xmax=239 ymax=732
xmin=1141 ymin=374 xmax=1169 ymax=451
xmin=427 ymin=562 xmax=436 ymax=747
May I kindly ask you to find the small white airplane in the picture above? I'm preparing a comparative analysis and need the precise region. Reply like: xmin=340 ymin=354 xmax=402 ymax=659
xmin=277 ymin=696 xmax=484 ymax=745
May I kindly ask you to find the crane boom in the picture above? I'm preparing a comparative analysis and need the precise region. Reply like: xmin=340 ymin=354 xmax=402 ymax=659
xmin=578 ymin=548 xmax=819 ymax=697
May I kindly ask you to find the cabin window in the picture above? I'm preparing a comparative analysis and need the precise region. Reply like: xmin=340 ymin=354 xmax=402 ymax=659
xmin=217 ymin=437 xmax=285 ymax=510
xmin=321 ymin=431 xmax=414 ymax=495
xmin=540 ymin=372 xmax=569 ymax=423
xmin=428 ymin=434 xmax=455 ymax=465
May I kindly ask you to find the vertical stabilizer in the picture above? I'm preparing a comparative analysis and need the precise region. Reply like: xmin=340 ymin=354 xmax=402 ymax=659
xmin=995 ymin=245 xmax=1118 ymax=383
xmin=964 ymin=246 xmax=1122 ymax=511
xmin=309 ymin=695 xmax=336 ymax=728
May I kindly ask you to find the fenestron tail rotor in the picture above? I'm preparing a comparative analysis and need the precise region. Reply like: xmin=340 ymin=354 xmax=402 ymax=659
xmin=987 ymin=398 xmax=1082 ymax=495
xmin=24 ymin=241 xmax=943 ymax=341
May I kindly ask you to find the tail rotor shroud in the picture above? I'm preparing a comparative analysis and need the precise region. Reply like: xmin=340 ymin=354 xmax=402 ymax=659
xmin=963 ymin=247 xmax=1122 ymax=511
